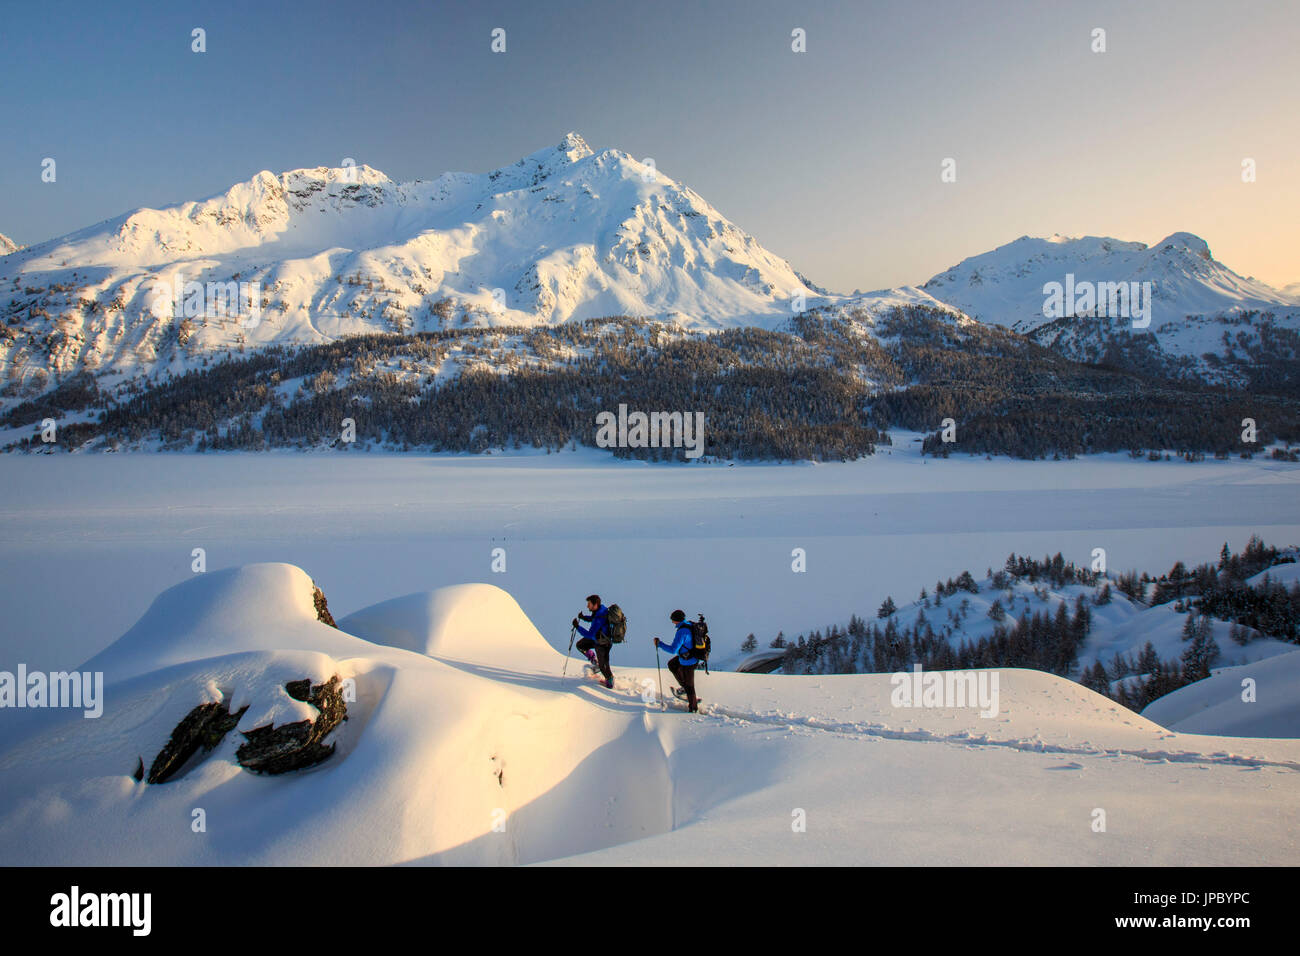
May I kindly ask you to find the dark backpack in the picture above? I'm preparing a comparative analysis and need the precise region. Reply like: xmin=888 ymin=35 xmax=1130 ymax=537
xmin=688 ymin=616 xmax=711 ymax=672
xmin=605 ymin=604 xmax=627 ymax=643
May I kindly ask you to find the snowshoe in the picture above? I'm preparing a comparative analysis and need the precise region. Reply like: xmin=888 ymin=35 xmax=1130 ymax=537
xmin=671 ymin=687 xmax=701 ymax=707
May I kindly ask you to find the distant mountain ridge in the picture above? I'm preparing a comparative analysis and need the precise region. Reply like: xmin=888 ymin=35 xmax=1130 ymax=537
xmin=2 ymin=133 xmax=1297 ymax=403
xmin=922 ymin=232 xmax=1298 ymax=332
xmin=920 ymin=232 xmax=1300 ymax=383
xmin=0 ymin=133 xmax=821 ymax=392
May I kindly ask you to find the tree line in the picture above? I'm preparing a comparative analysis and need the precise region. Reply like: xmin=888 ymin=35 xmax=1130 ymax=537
xmin=772 ymin=540 xmax=1298 ymax=713
xmin=5 ymin=307 xmax=1299 ymax=460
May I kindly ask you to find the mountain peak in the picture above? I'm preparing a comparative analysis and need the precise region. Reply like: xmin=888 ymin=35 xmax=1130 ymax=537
xmin=484 ymin=132 xmax=598 ymax=190
xmin=558 ymin=131 xmax=593 ymax=159
xmin=0 ymin=133 xmax=819 ymax=386
xmin=916 ymin=227 xmax=1298 ymax=375
xmin=1153 ymin=231 xmax=1211 ymax=260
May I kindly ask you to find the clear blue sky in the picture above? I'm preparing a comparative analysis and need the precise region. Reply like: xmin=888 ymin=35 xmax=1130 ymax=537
xmin=2 ymin=0 xmax=1296 ymax=290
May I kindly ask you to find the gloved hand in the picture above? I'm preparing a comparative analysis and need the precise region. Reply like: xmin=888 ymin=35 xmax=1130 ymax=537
xmin=571 ymin=618 xmax=579 ymax=628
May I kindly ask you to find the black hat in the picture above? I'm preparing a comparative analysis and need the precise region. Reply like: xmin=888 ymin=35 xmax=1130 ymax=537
xmin=670 ymin=609 xmax=685 ymax=622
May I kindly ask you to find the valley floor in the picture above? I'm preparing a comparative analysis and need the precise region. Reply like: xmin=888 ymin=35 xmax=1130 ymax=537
xmin=1 ymin=436 xmax=1297 ymax=672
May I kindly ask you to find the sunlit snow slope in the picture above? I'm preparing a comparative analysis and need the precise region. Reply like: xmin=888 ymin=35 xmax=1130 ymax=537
xmin=0 ymin=564 xmax=1296 ymax=866
xmin=0 ymin=133 xmax=820 ymax=386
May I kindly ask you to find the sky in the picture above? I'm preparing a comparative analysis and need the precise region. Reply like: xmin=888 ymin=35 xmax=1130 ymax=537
xmin=1 ymin=0 xmax=1297 ymax=292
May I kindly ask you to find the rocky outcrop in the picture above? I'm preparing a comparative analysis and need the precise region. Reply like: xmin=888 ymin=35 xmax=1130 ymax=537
xmin=235 ymin=675 xmax=347 ymax=775
xmin=143 ymin=674 xmax=347 ymax=783
xmin=146 ymin=700 xmax=249 ymax=784
xmin=312 ymin=582 xmax=337 ymax=627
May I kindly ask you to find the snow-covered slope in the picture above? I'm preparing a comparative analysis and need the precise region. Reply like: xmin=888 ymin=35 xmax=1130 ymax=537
xmin=878 ymin=569 xmax=1296 ymax=679
xmin=1142 ymin=649 xmax=1300 ymax=738
xmin=1 ymin=562 xmax=1297 ymax=866
xmin=832 ymin=284 xmax=972 ymax=325
xmin=0 ymin=134 xmax=821 ymax=389
xmin=920 ymin=233 xmax=1300 ymax=380
xmin=0 ymin=233 xmax=18 ymax=256
xmin=1141 ymin=563 xmax=1300 ymax=737
xmin=923 ymin=233 xmax=1299 ymax=333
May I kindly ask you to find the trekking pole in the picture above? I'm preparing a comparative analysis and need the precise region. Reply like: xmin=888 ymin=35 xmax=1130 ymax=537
xmin=655 ymin=640 xmax=664 ymax=704
xmin=563 ymin=624 xmax=576 ymax=679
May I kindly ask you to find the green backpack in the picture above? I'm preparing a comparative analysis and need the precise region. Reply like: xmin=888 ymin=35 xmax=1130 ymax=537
xmin=605 ymin=604 xmax=627 ymax=643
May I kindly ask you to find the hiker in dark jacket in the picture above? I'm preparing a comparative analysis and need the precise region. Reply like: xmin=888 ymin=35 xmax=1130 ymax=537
xmin=573 ymin=594 xmax=614 ymax=688
xmin=654 ymin=610 xmax=698 ymax=712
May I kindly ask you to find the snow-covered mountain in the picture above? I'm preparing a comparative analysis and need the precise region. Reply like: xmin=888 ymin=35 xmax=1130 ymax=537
xmin=923 ymin=232 xmax=1299 ymax=333
xmin=0 ymin=133 xmax=821 ymax=388
xmin=920 ymin=233 xmax=1300 ymax=381
xmin=5 ymin=130 xmax=1296 ymax=404
xmin=0 ymin=233 xmax=18 ymax=256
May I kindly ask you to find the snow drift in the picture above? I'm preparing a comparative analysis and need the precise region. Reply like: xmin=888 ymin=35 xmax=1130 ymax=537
xmin=1 ymin=562 xmax=1298 ymax=866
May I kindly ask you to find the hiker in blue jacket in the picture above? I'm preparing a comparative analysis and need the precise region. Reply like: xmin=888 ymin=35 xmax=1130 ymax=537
xmin=572 ymin=594 xmax=614 ymax=688
xmin=654 ymin=609 xmax=698 ymax=712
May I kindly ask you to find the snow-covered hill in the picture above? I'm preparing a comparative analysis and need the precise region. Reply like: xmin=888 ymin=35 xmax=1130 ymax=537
xmin=921 ymin=233 xmax=1300 ymax=381
xmin=0 ymin=133 xmax=821 ymax=388
xmin=1141 ymin=563 xmax=1300 ymax=737
xmin=923 ymin=233 xmax=1299 ymax=333
xmin=1 ymin=562 xmax=1297 ymax=866
xmin=1142 ymin=649 xmax=1300 ymax=738
xmin=783 ymin=561 xmax=1298 ymax=705
xmin=0 ymin=233 xmax=18 ymax=256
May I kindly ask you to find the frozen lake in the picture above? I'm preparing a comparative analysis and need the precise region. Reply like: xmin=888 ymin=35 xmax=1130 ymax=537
xmin=2 ymin=438 xmax=1298 ymax=670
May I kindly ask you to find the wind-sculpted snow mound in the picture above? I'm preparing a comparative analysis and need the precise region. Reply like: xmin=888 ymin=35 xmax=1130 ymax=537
xmin=81 ymin=563 xmax=364 ymax=681
xmin=0 ymin=565 xmax=673 ymax=865
xmin=2 ymin=563 xmax=1298 ymax=866
xmin=1142 ymin=650 xmax=1300 ymax=738
xmin=337 ymin=583 xmax=561 ymax=669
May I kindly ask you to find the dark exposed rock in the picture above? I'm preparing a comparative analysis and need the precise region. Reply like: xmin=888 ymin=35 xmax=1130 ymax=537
xmin=132 ymin=756 xmax=144 ymax=782
xmin=236 ymin=675 xmax=347 ymax=775
xmin=143 ymin=675 xmax=347 ymax=783
xmin=312 ymin=582 xmax=337 ymax=628
xmin=147 ymin=700 xmax=249 ymax=784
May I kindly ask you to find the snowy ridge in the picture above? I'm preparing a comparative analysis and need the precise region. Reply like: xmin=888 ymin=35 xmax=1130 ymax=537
xmin=870 ymin=567 xmax=1296 ymax=682
xmin=923 ymin=232 xmax=1299 ymax=334
xmin=4 ymin=128 xmax=1295 ymax=403
xmin=920 ymin=232 xmax=1300 ymax=380
xmin=0 ymin=133 xmax=822 ymax=390
xmin=0 ymin=233 xmax=18 ymax=257
xmin=1 ymin=562 xmax=1297 ymax=866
